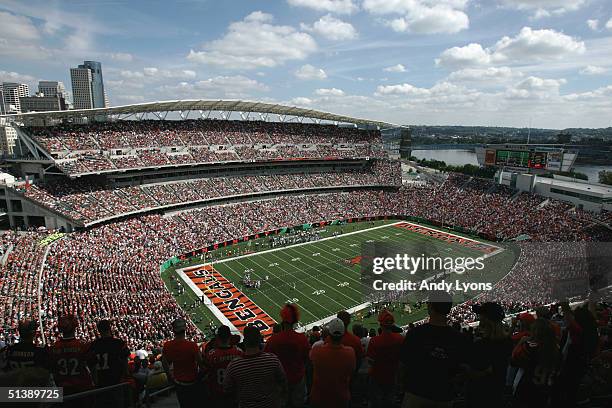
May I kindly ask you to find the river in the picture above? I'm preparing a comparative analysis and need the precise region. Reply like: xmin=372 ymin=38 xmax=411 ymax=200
xmin=412 ymin=149 xmax=611 ymax=182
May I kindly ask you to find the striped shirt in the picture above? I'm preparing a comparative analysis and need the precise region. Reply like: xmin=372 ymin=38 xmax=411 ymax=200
xmin=224 ymin=351 xmax=286 ymax=408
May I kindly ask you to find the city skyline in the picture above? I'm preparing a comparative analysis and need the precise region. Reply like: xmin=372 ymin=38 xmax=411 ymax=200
xmin=0 ymin=0 xmax=612 ymax=128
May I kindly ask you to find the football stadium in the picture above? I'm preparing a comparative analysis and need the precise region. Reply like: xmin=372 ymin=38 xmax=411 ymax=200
xmin=5 ymin=1 xmax=612 ymax=406
xmin=0 ymin=100 xmax=610 ymax=407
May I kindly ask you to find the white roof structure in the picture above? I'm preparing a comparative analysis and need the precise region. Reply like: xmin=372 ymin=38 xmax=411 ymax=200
xmin=1 ymin=99 xmax=400 ymax=129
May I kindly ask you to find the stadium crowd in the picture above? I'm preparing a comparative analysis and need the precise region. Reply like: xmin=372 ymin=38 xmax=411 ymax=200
xmin=16 ymin=161 xmax=400 ymax=224
xmin=1 ymin=295 xmax=610 ymax=408
xmin=24 ymin=120 xmax=386 ymax=175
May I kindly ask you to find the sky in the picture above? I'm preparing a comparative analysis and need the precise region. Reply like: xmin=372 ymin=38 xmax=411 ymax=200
xmin=1 ymin=0 xmax=612 ymax=129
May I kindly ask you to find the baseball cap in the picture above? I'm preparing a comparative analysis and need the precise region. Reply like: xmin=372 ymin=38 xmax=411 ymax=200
xmin=18 ymin=320 xmax=37 ymax=335
xmin=327 ymin=318 xmax=345 ymax=337
xmin=378 ymin=309 xmax=395 ymax=326
xmin=473 ymin=302 xmax=505 ymax=322
xmin=172 ymin=318 xmax=186 ymax=333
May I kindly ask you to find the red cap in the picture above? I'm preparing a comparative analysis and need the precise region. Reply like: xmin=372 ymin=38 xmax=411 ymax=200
xmin=378 ymin=309 xmax=395 ymax=326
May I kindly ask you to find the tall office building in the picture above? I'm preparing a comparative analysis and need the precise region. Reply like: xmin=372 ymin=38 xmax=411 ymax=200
xmin=1 ymin=83 xmax=30 ymax=113
xmin=38 ymin=81 xmax=67 ymax=98
xmin=0 ymin=89 xmax=5 ymax=115
xmin=70 ymin=60 xmax=106 ymax=109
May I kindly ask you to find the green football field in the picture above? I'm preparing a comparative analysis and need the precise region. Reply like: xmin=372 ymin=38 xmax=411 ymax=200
xmin=164 ymin=220 xmax=519 ymax=336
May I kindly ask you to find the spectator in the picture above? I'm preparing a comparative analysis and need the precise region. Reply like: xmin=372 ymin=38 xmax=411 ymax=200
xmin=224 ymin=326 xmax=287 ymax=408
xmin=310 ymin=317 xmax=356 ymax=408
xmin=4 ymin=320 xmax=48 ymax=373
xmin=88 ymin=319 xmax=130 ymax=387
xmin=161 ymin=318 xmax=202 ymax=408
xmin=264 ymin=304 xmax=310 ymax=408
xmin=466 ymin=302 xmax=512 ymax=408
xmin=336 ymin=311 xmax=364 ymax=369
xmin=49 ymin=315 xmax=95 ymax=396
xmin=367 ymin=310 xmax=404 ymax=408
xmin=400 ymin=291 xmax=470 ymax=408
xmin=511 ymin=318 xmax=560 ymax=408
xmin=204 ymin=325 xmax=243 ymax=407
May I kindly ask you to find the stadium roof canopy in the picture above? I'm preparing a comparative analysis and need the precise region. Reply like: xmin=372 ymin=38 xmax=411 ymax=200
xmin=2 ymin=99 xmax=400 ymax=128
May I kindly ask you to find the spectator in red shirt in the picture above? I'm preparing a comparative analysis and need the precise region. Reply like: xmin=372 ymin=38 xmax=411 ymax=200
xmin=204 ymin=325 xmax=243 ymax=407
xmin=310 ymin=317 xmax=356 ymax=408
xmin=367 ymin=309 xmax=403 ymax=408
xmin=265 ymin=303 xmax=310 ymax=408
xmin=336 ymin=310 xmax=364 ymax=369
xmin=49 ymin=315 xmax=95 ymax=402
xmin=161 ymin=318 xmax=202 ymax=408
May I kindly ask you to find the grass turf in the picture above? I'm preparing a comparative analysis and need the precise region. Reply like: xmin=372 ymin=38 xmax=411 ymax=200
xmin=163 ymin=220 xmax=518 ymax=337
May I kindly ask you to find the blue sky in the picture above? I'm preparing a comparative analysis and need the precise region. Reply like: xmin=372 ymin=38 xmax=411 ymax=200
xmin=1 ymin=0 xmax=612 ymax=128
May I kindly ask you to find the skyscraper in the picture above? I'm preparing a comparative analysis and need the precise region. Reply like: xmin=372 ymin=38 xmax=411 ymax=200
xmin=70 ymin=60 xmax=106 ymax=109
xmin=38 ymin=81 xmax=67 ymax=99
xmin=1 ymin=83 xmax=30 ymax=113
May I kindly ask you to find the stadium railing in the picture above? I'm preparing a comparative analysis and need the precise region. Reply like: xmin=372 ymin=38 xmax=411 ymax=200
xmin=62 ymin=382 xmax=134 ymax=407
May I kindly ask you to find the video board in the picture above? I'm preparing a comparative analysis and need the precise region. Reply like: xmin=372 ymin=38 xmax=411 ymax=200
xmin=495 ymin=150 xmax=549 ymax=168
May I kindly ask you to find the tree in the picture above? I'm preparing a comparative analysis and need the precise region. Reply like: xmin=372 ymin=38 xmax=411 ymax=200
xmin=599 ymin=170 xmax=612 ymax=186
xmin=556 ymin=133 xmax=572 ymax=144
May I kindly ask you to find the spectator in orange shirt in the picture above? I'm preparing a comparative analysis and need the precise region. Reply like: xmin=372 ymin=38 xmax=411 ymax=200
xmin=367 ymin=309 xmax=404 ymax=408
xmin=265 ymin=304 xmax=310 ymax=408
xmin=161 ymin=318 xmax=202 ymax=408
xmin=310 ymin=318 xmax=356 ymax=408
xmin=336 ymin=310 xmax=364 ymax=369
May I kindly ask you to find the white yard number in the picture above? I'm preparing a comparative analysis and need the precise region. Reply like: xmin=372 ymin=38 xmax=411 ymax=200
xmin=244 ymin=268 xmax=254 ymax=273
xmin=312 ymin=252 xmax=321 ymax=257
xmin=312 ymin=290 xmax=326 ymax=295
xmin=349 ymin=243 xmax=358 ymax=247
xmin=291 ymin=257 xmax=301 ymax=262
xmin=381 ymin=236 xmax=389 ymax=239
xmin=286 ymin=298 xmax=299 ymax=303
xmin=366 ymin=239 xmax=374 ymax=243
xmin=337 ymin=282 xmax=349 ymax=287
xmin=332 ymin=248 xmax=340 ymax=252
xmin=268 ymin=262 xmax=279 ymax=267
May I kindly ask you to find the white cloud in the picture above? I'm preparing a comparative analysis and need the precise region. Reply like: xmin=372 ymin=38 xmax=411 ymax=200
xmin=501 ymin=0 xmax=586 ymax=16
xmin=160 ymin=75 xmax=268 ymax=99
xmin=493 ymin=27 xmax=585 ymax=62
xmin=506 ymin=76 xmax=566 ymax=99
xmin=0 ymin=11 xmax=39 ymax=41
xmin=294 ymin=64 xmax=328 ymax=80
xmin=120 ymin=68 xmax=196 ymax=80
xmin=0 ymin=70 xmax=36 ymax=84
xmin=187 ymin=11 xmax=317 ymax=69
xmin=579 ymin=65 xmax=607 ymax=75
xmin=301 ymin=15 xmax=357 ymax=41
xmin=375 ymin=83 xmax=431 ymax=96
xmin=287 ymin=0 xmax=358 ymax=14
xmin=315 ymin=87 xmax=345 ymax=96
xmin=383 ymin=64 xmax=407 ymax=73
xmin=435 ymin=43 xmax=491 ymax=68
xmin=291 ymin=97 xmax=314 ymax=105
xmin=607 ymin=18 xmax=612 ymax=30
xmin=436 ymin=27 xmax=585 ymax=69
xmin=447 ymin=67 xmax=519 ymax=82
xmin=564 ymin=85 xmax=612 ymax=101
xmin=363 ymin=0 xmax=469 ymax=34
xmin=587 ymin=19 xmax=599 ymax=31
xmin=108 ymin=52 xmax=134 ymax=62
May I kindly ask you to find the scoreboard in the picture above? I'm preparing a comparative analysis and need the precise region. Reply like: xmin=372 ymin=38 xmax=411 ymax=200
xmin=495 ymin=150 xmax=548 ymax=169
